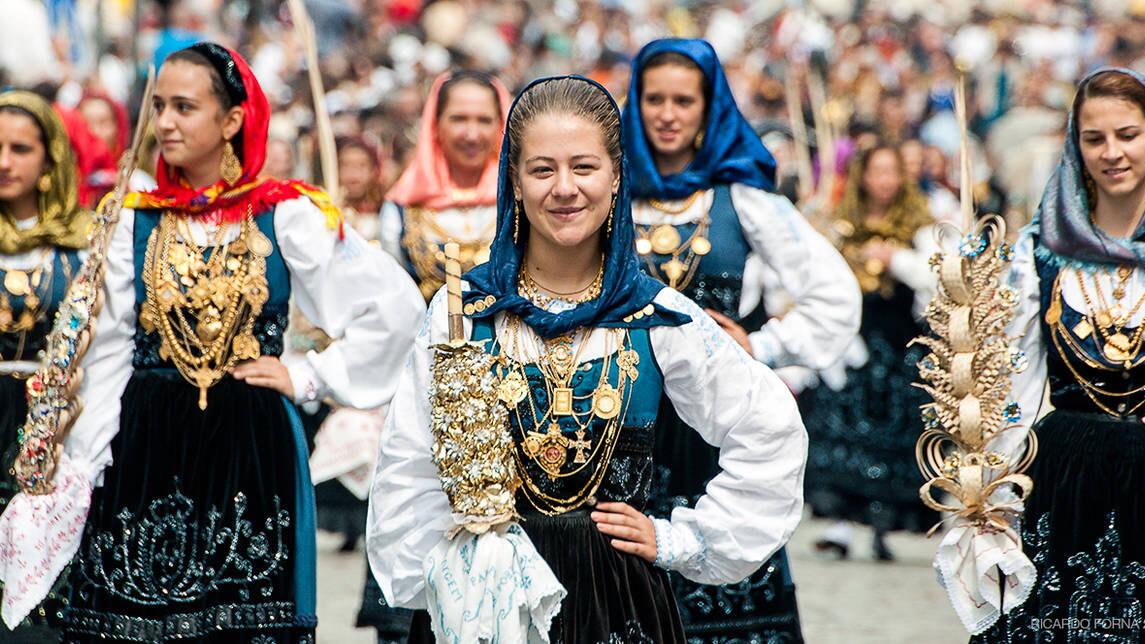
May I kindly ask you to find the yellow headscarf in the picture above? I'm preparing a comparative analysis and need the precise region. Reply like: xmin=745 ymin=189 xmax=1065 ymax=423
xmin=0 ymin=91 xmax=90 ymax=254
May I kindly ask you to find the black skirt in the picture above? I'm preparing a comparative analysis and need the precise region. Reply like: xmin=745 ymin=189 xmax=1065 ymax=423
xmin=649 ymin=396 xmax=803 ymax=643
xmin=61 ymin=370 xmax=316 ymax=643
xmin=972 ymin=409 xmax=1145 ymax=643
xmin=798 ymin=339 xmax=936 ymax=533
xmin=407 ymin=509 xmax=685 ymax=643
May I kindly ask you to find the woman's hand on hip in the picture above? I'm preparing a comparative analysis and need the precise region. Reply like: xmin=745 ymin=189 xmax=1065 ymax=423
xmin=232 ymin=356 xmax=294 ymax=398
xmin=592 ymin=501 xmax=657 ymax=563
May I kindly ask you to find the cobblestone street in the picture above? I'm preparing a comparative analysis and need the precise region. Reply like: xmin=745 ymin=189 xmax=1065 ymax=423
xmin=315 ymin=513 xmax=967 ymax=643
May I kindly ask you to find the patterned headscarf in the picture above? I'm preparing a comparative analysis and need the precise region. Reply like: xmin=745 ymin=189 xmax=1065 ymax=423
xmin=1036 ymin=67 xmax=1145 ymax=266
xmin=125 ymin=43 xmax=341 ymax=229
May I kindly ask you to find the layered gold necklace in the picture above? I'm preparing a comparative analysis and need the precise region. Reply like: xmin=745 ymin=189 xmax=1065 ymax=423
xmin=1046 ymin=267 xmax=1145 ymax=416
xmin=140 ymin=208 xmax=271 ymax=409
xmin=0 ymin=249 xmax=56 ymax=334
xmin=401 ymin=206 xmax=495 ymax=300
xmin=635 ymin=191 xmax=711 ymax=290
xmin=494 ymin=315 xmax=640 ymax=515
xmin=517 ymin=257 xmax=604 ymax=308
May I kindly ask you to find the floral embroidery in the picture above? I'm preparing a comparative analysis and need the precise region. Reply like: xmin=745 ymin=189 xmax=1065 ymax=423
xmin=974 ymin=512 xmax=1145 ymax=643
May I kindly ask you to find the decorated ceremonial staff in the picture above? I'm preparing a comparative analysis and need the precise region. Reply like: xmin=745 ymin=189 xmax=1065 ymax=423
xmin=913 ymin=73 xmax=1038 ymax=637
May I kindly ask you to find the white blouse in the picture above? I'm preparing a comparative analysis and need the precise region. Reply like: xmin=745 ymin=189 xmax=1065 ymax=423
xmin=0 ymin=196 xmax=425 ymax=626
xmin=367 ymin=285 xmax=808 ymax=609
xmin=632 ymin=184 xmax=860 ymax=371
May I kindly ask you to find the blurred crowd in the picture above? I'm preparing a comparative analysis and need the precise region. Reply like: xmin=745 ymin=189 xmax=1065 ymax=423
xmin=5 ymin=0 xmax=1145 ymax=221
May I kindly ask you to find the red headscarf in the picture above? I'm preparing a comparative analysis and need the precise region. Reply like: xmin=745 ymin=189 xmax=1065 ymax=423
xmin=385 ymin=71 xmax=510 ymax=210
xmin=125 ymin=44 xmax=340 ymax=230
xmin=53 ymin=104 xmax=117 ymax=208
xmin=79 ymin=90 xmax=130 ymax=158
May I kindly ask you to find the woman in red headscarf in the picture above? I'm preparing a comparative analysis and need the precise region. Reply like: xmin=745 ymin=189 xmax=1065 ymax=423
xmin=0 ymin=42 xmax=424 ymax=642
xmin=77 ymin=90 xmax=158 ymax=205
xmin=380 ymin=70 xmax=510 ymax=301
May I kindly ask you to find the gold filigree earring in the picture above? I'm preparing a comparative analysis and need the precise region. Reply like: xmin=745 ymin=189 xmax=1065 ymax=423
xmin=37 ymin=174 xmax=52 ymax=192
xmin=513 ymin=200 xmax=521 ymax=244
xmin=694 ymin=130 xmax=705 ymax=150
xmin=606 ymin=196 xmax=615 ymax=237
xmin=220 ymin=141 xmax=242 ymax=185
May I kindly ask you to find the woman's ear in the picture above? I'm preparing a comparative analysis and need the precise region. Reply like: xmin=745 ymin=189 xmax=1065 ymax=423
xmin=221 ymin=105 xmax=244 ymax=142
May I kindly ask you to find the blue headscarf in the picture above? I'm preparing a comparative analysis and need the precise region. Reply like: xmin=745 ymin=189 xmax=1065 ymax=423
xmin=1036 ymin=67 xmax=1145 ymax=267
xmin=462 ymin=75 xmax=690 ymax=339
xmin=622 ymin=39 xmax=777 ymax=200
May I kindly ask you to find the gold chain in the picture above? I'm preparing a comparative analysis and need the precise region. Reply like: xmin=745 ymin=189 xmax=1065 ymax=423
xmin=1048 ymin=271 xmax=1145 ymax=417
xmin=517 ymin=257 xmax=603 ymax=308
xmin=0 ymin=249 xmax=55 ymax=334
xmin=635 ymin=191 xmax=711 ymax=291
xmin=0 ymin=250 xmax=70 ymax=364
xmin=140 ymin=207 xmax=270 ymax=409
xmin=1075 ymin=268 xmax=1145 ymax=364
xmin=647 ymin=191 xmax=702 ymax=215
xmin=493 ymin=315 xmax=638 ymax=515
xmin=400 ymin=206 xmax=495 ymax=300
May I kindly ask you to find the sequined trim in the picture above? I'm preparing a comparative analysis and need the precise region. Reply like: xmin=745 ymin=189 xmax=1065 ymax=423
xmin=602 ymin=619 xmax=656 ymax=643
xmin=133 ymin=310 xmax=289 ymax=368
xmin=682 ymin=272 xmax=743 ymax=320
xmin=976 ymin=511 xmax=1145 ymax=643
xmin=78 ymin=484 xmax=290 ymax=606
xmin=65 ymin=601 xmax=298 ymax=641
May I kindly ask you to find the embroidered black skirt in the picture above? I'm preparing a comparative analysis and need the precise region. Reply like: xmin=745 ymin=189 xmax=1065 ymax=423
xmin=61 ymin=371 xmax=317 ymax=643
xmin=406 ymin=509 xmax=685 ymax=643
xmin=972 ymin=410 xmax=1145 ymax=643
xmin=800 ymin=287 xmax=937 ymax=535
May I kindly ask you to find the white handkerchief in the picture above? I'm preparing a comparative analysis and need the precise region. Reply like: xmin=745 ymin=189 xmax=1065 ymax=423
xmin=935 ymin=523 xmax=1036 ymax=635
xmin=424 ymin=524 xmax=565 ymax=643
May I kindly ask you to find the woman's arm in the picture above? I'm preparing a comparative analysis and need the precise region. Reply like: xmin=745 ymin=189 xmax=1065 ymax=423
xmin=365 ymin=289 xmax=457 ymax=608
xmin=649 ymin=288 xmax=808 ymax=585
xmin=274 ymin=197 xmax=425 ymax=409
xmin=731 ymin=184 xmax=861 ymax=370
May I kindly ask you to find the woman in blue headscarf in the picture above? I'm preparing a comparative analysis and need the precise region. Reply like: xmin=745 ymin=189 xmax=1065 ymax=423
xmin=367 ymin=75 xmax=808 ymax=642
xmin=963 ymin=69 xmax=1145 ymax=641
xmin=622 ymin=38 xmax=859 ymax=642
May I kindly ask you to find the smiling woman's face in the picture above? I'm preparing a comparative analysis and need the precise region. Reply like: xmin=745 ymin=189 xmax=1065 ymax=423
xmin=515 ymin=112 xmax=618 ymax=251
xmin=1077 ymin=95 xmax=1145 ymax=201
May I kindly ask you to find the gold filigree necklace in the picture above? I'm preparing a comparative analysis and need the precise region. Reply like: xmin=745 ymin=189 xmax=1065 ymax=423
xmin=517 ymin=257 xmax=604 ymax=308
xmin=635 ymin=191 xmax=711 ymax=290
xmin=493 ymin=315 xmax=640 ymax=515
xmin=0 ymin=249 xmax=55 ymax=334
xmin=140 ymin=207 xmax=271 ymax=409
xmin=401 ymin=206 xmax=496 ymax=300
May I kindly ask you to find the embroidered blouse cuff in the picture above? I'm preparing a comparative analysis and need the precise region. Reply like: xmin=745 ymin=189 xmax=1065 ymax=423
xmin=285 ymin=356 xmax=325 ymax=406
xmin=652 ymin=517 xmax=706 ymax=573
